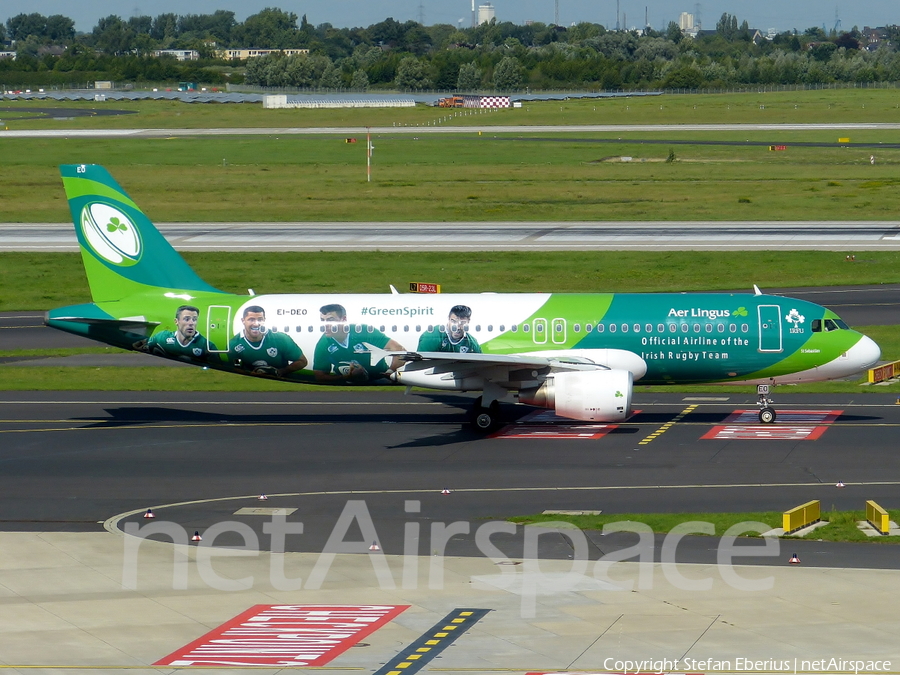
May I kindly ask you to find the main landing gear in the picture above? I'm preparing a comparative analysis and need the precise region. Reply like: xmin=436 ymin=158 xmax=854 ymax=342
xmin=757 ymin=384 xmax=777 ymax=424
xmin=469 ymin=395 xmax=502 ymax=433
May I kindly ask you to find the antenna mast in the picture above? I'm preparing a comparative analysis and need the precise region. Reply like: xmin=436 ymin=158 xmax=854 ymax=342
xmin=555 ymin=0 xmax=559 ymax=25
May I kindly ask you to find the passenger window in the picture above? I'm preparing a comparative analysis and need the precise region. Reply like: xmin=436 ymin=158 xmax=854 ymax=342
xmin=657 ymin=324 xmax=664 ymax=333
xmin=645 ymin=324 xmax=653 ymax=333
xmin=500 ymin=325 xmax=505 ymax=331
xmin=574 ymin=324 xmax=581 ymax=333
xmin=367 ymin=325 xmax=374 ymax=333
xmin=476 ymin=325 xmax=482 ymax=332
xmin=597 ymin=323 xmax=604 ymax=332
xmin=693 ymin=323 xmax=700 ymax=333
xmin=609 ymin=324 xmax=616 ymax=333
xmin=523 ymin=324 xmax=530 ymax=333
xmin=380 ymin=325 xmax=386 ymax=332
xmin=633 ymin=323 xmax=641 ymax=333
xmin=391 ymin=325 xmax=397 ymax=332
xmin=511 ymin=325 xmax=518 ymax=332
xmin=668 ymin=323 xmax=677 ymax=333
xmin=585 ymin=323 xmax=592 ymax=333
xmin=717 ymin=323 xmax=725 ymax=333
xmin=705 ymin=323 xmax=713 ymax=333
xmin=681 ymin=323 xmax=689 ymax=333
xmin=729 ymin=324 xmax=736 ymax=333
xmin=309 ymin=326 xmax=314 ymax=332
xmin=554 ymin=324 xmax=562 ymax=333
xmin=415 ymin=325 xmax=421 ymax=332
xmin=403 ymin=325 xmax=409 ymax=332
xmin=621 ymin=324 xmax=629 ymax=333
xmin=438 ymin=324 xmax=445 ymax=332
xmin=741 ymin=324 xmax=749 ymax=333
xmin=488 ymin=325 xmax=493 ymax=332
xmin=354 ymin=324 xmax=362 ymax=332
xmin=320 ymin=325 xmax=325 ymax=333
xmin=534 ymin=324 xmax=541 ymax=333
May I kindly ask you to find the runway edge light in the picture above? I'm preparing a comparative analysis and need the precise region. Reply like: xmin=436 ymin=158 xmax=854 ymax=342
xmin=441 ymin=488 xmax=451 ymax=495
xmin=369 ymin=541 xmax=381 ymax=551
xmin=836 ymin=481 xmax=845 ymax=488
xmin=789 ymin=553 xmax=801 ymax=564
xmin=143 ymin=509 xmax=155 ymax=519
xmin=192 ymin=531 xmax=202 ymax=542
xmin=258 ymin=494 xmax=269 ymax=501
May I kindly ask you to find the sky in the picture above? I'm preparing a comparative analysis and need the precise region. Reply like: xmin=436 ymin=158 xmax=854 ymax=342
xmin=2 ymin=0 xmax=896 ymax=36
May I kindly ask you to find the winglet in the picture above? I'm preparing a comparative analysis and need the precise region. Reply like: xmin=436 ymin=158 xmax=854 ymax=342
xmin=753 ymin=284 xmax=762 ymax=296
xmin=389 ymin=285 xmax=399 ymax=295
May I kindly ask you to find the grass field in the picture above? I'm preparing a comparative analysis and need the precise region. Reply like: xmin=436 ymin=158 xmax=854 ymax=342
xmin=6 ymin=88 xmax=900 ymax=129
xmin=4 ymin=90 xmax=900 ymax=222
xmin=509 ymin=509 xmax=900 ymax=543
xmin=3 ymin=251 xmax=900 ymax=310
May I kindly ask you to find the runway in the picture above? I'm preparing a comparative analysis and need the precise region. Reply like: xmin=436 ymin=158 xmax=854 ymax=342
xmin=6 ymin=122 xmax=900 ymax=138
xmin=3 ymin=221 xmax=900 ymax=251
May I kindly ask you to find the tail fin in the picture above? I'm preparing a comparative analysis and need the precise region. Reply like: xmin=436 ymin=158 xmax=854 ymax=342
xmin=60 ymin=164 xmax=222 ymax=303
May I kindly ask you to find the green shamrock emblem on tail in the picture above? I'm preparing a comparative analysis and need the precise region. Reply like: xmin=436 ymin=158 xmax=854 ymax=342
xmin=106 ymin=216 xmax=128 ymax=233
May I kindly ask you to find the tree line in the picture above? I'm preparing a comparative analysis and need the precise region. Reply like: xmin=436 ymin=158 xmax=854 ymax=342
xmin=2 ymin=8 xmax=900 ymax=90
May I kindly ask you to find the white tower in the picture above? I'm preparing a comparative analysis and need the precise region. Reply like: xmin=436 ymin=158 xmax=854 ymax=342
xmin=477 ymin=2 xmax=496 ymax=25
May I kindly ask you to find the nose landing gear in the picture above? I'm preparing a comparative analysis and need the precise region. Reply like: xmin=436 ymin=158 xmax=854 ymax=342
xmin=757 ymin=384 xmax=777 ymax=424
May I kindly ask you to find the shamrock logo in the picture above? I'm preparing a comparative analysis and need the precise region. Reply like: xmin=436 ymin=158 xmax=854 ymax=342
xmin=615 ymin=390 xmax=623 ymax=398
xmin=106 ymin=216 xmax=128 ymax=233
xmin=733 ymin=307 xmax=749 ymax=317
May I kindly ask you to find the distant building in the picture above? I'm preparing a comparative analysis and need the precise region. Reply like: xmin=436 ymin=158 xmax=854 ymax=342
xmin=216 ymin=48 xmax=310 ymax=60
xmin=0 ymin=51 xmax=16 ymax=60
xmin=477 ymin=3 xmax=496 ymax=25
xmin=153 ymin=49 xmax=199 ymax=61
xmin=678 ymin=12 xmax=694 ymax=31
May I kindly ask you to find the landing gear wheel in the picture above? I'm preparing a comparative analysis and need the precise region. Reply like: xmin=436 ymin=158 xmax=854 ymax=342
xmin=759 ymin=407 xmax=776 ymax=424
xmin=469 ymin=397 xmax=502 ymax=433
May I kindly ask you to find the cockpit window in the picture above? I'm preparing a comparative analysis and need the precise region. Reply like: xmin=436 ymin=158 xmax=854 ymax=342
xmin=835 ymin=319 xmax=849 ymax=330
xmin=824 ymin=319 xmax=840 ymax=332
xmin=811 ymin=319 xmax=822 ymax=333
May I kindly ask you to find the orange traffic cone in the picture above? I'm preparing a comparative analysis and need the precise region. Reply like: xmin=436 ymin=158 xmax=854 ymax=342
xmin=368 ymin=541 xmax=380 ymax=551
xmin=789 ymin=553 xmax=800 ymax=564
xmin=143 ymin=509 xmax=155 ymax=519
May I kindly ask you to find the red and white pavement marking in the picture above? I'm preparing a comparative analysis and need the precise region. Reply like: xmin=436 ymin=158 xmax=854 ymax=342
xmin=491 ymin=409 xmax=624 ymax=439
xmin=701 ymin=409 xmax=843 ymax=441
xmin=155 ymin=604 xmax=408 ymax=667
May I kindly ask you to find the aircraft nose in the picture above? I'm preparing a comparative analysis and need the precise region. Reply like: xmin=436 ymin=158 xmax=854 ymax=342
xmin=849 ymin=334 xmax=881 ymax=371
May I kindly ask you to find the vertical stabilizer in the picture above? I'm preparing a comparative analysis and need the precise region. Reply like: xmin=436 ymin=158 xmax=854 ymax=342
xmin=60 ymin=164 xmax=222 ymax=303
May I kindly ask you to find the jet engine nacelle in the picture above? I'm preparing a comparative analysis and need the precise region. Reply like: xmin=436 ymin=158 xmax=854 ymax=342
xmin=518 ymin=369 xmax=633 ymax=422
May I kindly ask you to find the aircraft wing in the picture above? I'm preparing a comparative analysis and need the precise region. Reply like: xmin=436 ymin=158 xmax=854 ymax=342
xmin=365 ymin=344 xmax=609 ymax=373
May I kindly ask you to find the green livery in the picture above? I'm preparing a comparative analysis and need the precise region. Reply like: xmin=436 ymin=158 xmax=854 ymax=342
xmin=46 ymin=164 xmax=882 ymax=431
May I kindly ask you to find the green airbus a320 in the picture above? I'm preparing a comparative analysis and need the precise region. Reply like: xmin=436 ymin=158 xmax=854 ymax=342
xmin=46 ymin=165 xmax=882 ymax=432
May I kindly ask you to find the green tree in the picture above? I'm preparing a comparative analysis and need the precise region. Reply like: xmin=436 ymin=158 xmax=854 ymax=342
xmin=151 ymin=13 xmax=178 ymax=41
xmin=93 ymin=15 xmax=135 ymax=55
xmin=395 ymin=55 xmax=431 ymax=90
xmin=319 ymin=61 xmax=342 ymax=89
xmin=716 ymin=13 xmax=738 ymax=41
xmin=46 ymin=15 xmax=75 ymax=42
xmin=7 ymin=13 xmax=47 ymax=41
xmin=236 ymin=8 xmax=299 ymax=49
xmin=350 ymin=68 xmax=369 ymax=91
xmin=457 ymin=61 xmax=481 ymax=91
xmin=492 ymin=55 xmax=522 ymax=90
